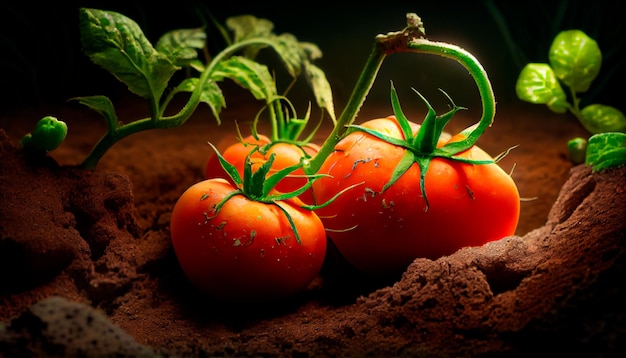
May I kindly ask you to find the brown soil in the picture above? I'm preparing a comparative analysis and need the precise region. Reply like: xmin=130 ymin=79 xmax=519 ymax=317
xmin=0 ymin=98 xmax=625 ymax=357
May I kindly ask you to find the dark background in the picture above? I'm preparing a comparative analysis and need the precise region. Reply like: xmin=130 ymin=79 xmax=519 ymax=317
xmin=1 ymin=0 xmax=623 ymax=117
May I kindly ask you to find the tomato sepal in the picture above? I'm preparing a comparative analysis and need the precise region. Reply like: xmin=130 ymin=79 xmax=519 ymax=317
xmin=207 ymin=141 xmax=333 ymax=244
xmin=347 ymin=82 xmax=499 ymax=210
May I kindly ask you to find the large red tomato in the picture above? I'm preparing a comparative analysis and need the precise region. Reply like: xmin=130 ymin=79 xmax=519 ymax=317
xmin=312 ymin=116 xmax=520 ymax=275
xmin=205 ymin=134 xmax=320 ymax=204
xmin=170 ymin=178 xmax=327 ymax=301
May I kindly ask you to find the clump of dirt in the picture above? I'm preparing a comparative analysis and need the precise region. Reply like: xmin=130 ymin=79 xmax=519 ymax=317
xmin=1 ymin=102 xmax=625 ymax=357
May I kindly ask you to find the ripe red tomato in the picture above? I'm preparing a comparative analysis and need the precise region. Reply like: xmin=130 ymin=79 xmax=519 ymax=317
xmin=312 ymin=116 xmax=520 ymax=275
xmin=170 ymin=178 xmax=327 ymax=301
xmin=205 ymin=134 xmax=320 ymax=204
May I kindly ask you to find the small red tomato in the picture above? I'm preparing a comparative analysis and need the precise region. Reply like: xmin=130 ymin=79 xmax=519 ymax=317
xmin=205 ymin=134 xmax=320 ymax=205
xmin=312 ymin=116 xmax=520 ymax=275
xmin=170 ymin=178 xmax=327 ymax=301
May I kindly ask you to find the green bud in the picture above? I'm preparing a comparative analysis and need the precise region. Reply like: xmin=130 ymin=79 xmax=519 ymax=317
xmin=580 ymin=104 xmax=626 ymax=134
xmin=567 ymin=137 xmax=587 ymax=164
xmin=21 ymin=116 xmax=68 ymax=153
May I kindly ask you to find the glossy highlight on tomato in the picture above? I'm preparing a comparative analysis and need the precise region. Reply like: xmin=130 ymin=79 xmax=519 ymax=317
xmin=312 ymin=116 xmax=520 ymax=275
xmin=170 ymin=178 xmax=327 ymax=301
xmin=205 ymin=134 xmax=320 ymax=204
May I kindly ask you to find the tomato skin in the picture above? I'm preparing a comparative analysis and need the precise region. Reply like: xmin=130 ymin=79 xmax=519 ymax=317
xmin=170 ymin=178 xmax=327 ymax=301
xmin=205 ymin=135 xmax=320 ymax=204
xmin=312 ymin=116 xmax=520 ymax=275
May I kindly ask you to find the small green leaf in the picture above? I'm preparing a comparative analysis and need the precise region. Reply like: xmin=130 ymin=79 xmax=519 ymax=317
xmin=79 ymin=8 xmax=179 ymax=100
xmin=515 ymin=63 xmax=568 ymax=113
xmin=173 ymin=78 xmax=225 ymax=124
xmin=300 ymin=42 xmax=323 ymax=61
xmin=227 ymin=15 xmax=274 ymax=40
xmin=585 ymin=132 xmax=626 ymax=172
xmin=304 ymin=62 xmax=336 ymax=123
xmin=225 ymin=15 xmax=274 ymax=60
xmin=155 ymin=28 xmax=206 ymax=67
xmin=580 ymin=104 xmax=626 ymax=134
xmin=549 ymin=30 xmax=602 ymax=93
xmin=271 ymin=33 xmax=304 ymax=78
xmin=212 ymin=56 xmax=276 ymax=101
xmin=70 ymin=95 xmax=119 ymax=131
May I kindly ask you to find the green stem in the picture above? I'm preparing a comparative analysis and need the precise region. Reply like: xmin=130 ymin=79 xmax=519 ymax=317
xmin=305 ymin=14 xmax=495 ymax=173
xmin=305 ymin=43 xmax=386 ymax=175
xmin=568 ymin=86 xmax=582 ymax=121
xmin=162 ymin=37 xmax=278 ymax=125
xmin=408 ymin=39 xmax=495 ymax=156
xmin=267 ymin=98 xmax=280 ymax=141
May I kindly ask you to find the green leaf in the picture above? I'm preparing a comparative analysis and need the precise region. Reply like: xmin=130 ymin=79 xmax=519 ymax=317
xmin=515 ymin=63 xmax=568 ymax=113
xmin=299 ymin=42 xmax=323 ymax=61
xmin=227 ymin=15 xmax=274 ymax=41
xmin=580 ymin=104 xmax=626 ymax=134
xmin=173 ymin=78 xmax=225 ymax=124
xmin=71 ymin=95 xmax=119 ymax=131
xmin=271 ymin=33 xmax=304 ymax=78
xmin=226 ymin=16 xmax=310 ymax=80
xmin=226 ymin=15 xmax=274 ymax=58
xmin=79 ymin=8 xmax=179 ymax=100
xmin=155 ymin=28 xmax=206 ymax=67
xmin=304 ymin=62 xmax=336 ymax=122
xmin=549 ymin=30 xmax=602 ymax=93
xmin=585 ymin=132 xmax=626 ymax=172
xmin=212 ymin=56 xmax=276 ymax=101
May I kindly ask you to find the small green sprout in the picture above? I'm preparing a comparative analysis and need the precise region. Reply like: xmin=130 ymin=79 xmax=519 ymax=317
xmin=516 ymin=29 xmax=626 ymax=171
xmin=21 ymin=116 xmax=68 ymax=154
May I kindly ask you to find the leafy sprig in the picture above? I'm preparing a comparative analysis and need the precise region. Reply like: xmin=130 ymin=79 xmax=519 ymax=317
xmin=515 ymin=29 xmax=626 ymax=171
xmin=28 ymin=8 xmax=334 ymax=169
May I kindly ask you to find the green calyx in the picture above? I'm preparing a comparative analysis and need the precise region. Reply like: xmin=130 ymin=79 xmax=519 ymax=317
xmin=21 ymin=116 xmax=68 ymax=154
xmin=206 ymin=142 xmax=359 ymax=244
xmin=206 ymin=142 xmax=316 ymax=244
xmin=348 ymin=83 xmax=494 ymax=210
xmin=250 ymin=95 xmax=323 ymax=149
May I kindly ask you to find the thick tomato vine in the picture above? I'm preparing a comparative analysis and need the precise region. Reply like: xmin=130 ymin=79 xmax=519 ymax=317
xmin=312 ymin=86 xmax=520 ymax=275
xmin=171 ymin=146 xmax=328 ymax=301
